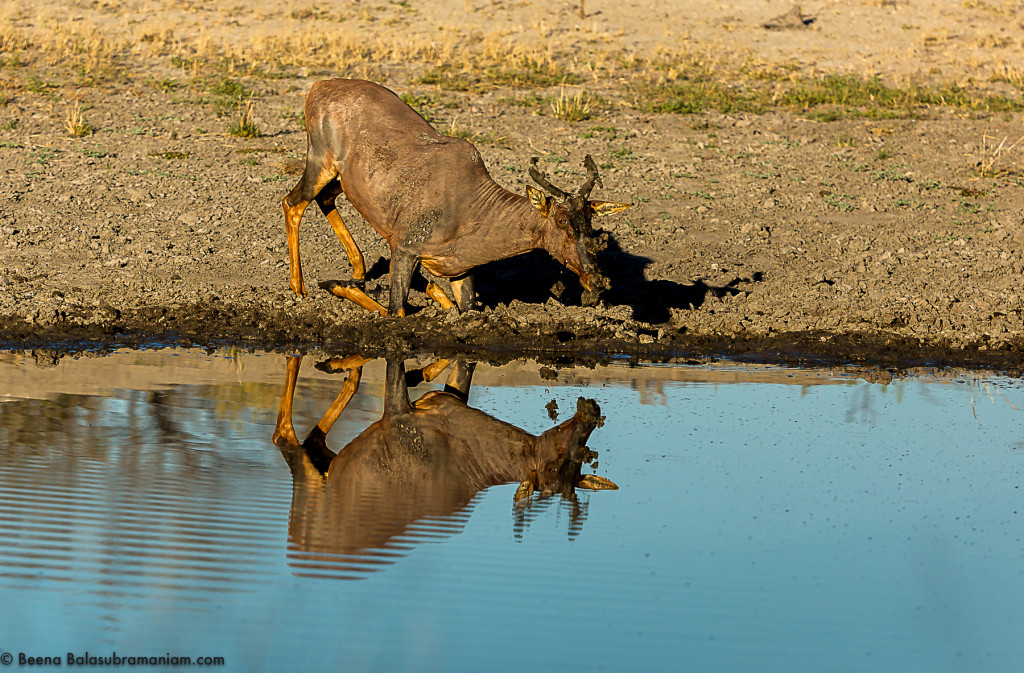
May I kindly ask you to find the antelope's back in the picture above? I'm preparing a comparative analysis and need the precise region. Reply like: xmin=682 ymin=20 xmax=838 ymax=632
xmin=306 ymin=79 xmax=491 ymax=236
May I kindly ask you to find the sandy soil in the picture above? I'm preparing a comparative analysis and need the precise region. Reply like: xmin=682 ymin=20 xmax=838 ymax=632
xmin=1 ymin=0 xmax=1023 ymax=370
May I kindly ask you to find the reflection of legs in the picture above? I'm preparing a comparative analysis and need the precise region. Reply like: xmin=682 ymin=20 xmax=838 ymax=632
xmin=421 ymin=359 xmax=452 ymax=382
xmin=317 ymin=354 xmax=371 ymax=373
xmin=577 ymin=475 xmax=618 ymax=490
xmin=404 ymin=358 xmax=451 ymax=388
xmin=273 ymin=356 xmax=303 ymax=447
xmin=304 ymin=365 xmax=362 ymax=448
xmin=406 ymin=358 xmax=474 ymax=404
xmin=315 ymin=179 xmax=365 ymax=283
xmin=274 ymin=355 xmax=367 ymax=449
xmin=406 ymin=358 xmax=473 ymax=400
xmin=443 ymin=360 xmax=475 ymax=401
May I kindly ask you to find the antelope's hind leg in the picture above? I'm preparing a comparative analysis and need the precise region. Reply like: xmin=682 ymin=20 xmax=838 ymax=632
xmin=424 ymin=274 xmax=474 ymax=312
xmin=329 ymin=284 xmax=388 ymax=315
xmin=451 ymin=274 xmax=476 ymax=312
xmin=425 ymin=282 xmax=456 ymax=310
xmin=328 ymin=250 xmax=416 ymax=317
xmin=315 ymin=179 xmax=366 ymax=284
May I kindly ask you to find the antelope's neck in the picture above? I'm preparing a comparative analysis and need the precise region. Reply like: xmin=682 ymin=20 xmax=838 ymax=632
xmin=470 ymin=179 xmax=546 ymax=253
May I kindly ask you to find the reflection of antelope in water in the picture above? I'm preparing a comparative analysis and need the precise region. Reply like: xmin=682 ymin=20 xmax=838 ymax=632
xmin=272 ymin=355 xmax=616 ymax=578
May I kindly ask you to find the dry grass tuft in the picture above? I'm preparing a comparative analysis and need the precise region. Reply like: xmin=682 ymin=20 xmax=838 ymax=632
xmin=976 ymin=130 xmax=1024 ymax=177
xmin=228 ymin=97 xmax=261 ymax=138
xmin=3 ymin=3 xmax=1024 ymax=126
xmin=63 ymin=101 xmax=93 ymax=137
xmin=550 ymin=88 xmax=593 ymax=122
xmin=991 ymin=62 xmax=1024 ymax=90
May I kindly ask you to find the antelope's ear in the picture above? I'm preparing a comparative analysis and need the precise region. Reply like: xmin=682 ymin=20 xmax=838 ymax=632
xmin=515 ymin=477 xmax=536 ymax=501
xmin=526 ymin=185 xmax=550 ymax=217
xmin=589 ymin=200 xmax=632 ymax=217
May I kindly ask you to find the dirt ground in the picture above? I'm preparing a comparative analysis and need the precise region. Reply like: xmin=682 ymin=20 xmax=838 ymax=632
xmin=1 ymin=0 xmax=1023 ymax=370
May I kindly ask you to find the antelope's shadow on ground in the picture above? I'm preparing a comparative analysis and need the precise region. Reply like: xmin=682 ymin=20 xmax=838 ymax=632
xmin=348 ymin=234 xmax=763 ymax=324
xmin=477 ymin=235 xmax=763 ymax=324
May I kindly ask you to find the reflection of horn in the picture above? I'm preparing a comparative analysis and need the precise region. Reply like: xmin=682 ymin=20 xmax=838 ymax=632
xmin=512 ymin=491 xmax=556 ymax=543
xmin=512 ymin=491 xmax=591 ymax=542
xmin=528 ymin=157 xmax=569 ymax=199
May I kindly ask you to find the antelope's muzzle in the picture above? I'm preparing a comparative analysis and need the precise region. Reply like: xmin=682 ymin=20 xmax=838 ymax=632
xmin=571 ymin=230 xmax=608 ymax=306
xmin=580 ymin=271 xmax=609 ymax=306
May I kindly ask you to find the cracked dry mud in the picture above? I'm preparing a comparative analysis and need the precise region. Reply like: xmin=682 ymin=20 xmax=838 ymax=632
xmin=1 ymin=1 xmax=1023 ymax=371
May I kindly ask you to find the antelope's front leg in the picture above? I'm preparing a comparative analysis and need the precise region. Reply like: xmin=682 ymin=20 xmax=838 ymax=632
xmin=388 ymin=251 xmax=417 ymax=318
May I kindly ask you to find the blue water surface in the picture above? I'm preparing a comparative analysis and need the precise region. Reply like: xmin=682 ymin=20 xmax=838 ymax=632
xmin=0 ymin=352 xmax=1021 ymax=672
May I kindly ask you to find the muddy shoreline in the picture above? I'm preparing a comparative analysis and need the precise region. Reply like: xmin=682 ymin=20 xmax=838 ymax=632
xmin=3 ymin=304 xmax=1022 ymax=375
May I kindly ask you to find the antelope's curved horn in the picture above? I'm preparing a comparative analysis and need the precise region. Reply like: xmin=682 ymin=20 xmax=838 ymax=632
xmin=529 ymin=157 xmax=568 ymax=199
xmin=577 ymin=154 xmax=603 ymax=198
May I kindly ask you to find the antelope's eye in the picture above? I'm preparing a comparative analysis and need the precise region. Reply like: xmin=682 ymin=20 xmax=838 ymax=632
xmin=554 ymin=214 xmax=572 ymax=231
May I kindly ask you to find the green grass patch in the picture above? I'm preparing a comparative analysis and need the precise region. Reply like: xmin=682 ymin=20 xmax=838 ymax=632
xmin=148 ymin=151 xmax=190 ymax=160
xmin=26 ymin=75 xmax=57 ymax=94
xmin=418 ymin=67 xmax=476 ymax=92
xmin=421 ymin=57 xmax=583 ymax=91
xmin=632 ymin=72 xmax=1024 ymax=119
xmin=484 ymin=57 xmax=583 ymax=88
xmin=632 ymin=80 xmax=761 ymax=115
xmin=499 ymin=92 xmax=549 ymax=108
xmin=822 ymin=193 xmax=856 ymax=211
xmin=957 ymin=199 xmax=981 ymax=214
xmin=235 ymin=147 xmax=286 ymax=154
xmin=870 ymin=166 xmax=910 ymax=182
xmin=30 ymin=147 xmax=55 ymax=165
xmin=400 ymin=92 xmax=443 ymax=122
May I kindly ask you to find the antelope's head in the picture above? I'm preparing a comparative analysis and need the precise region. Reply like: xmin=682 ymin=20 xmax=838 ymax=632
xmin=526 ymin=155 xmax=631 ymax=306
xmin=513 ymin=397 xmax=618 ymax=503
